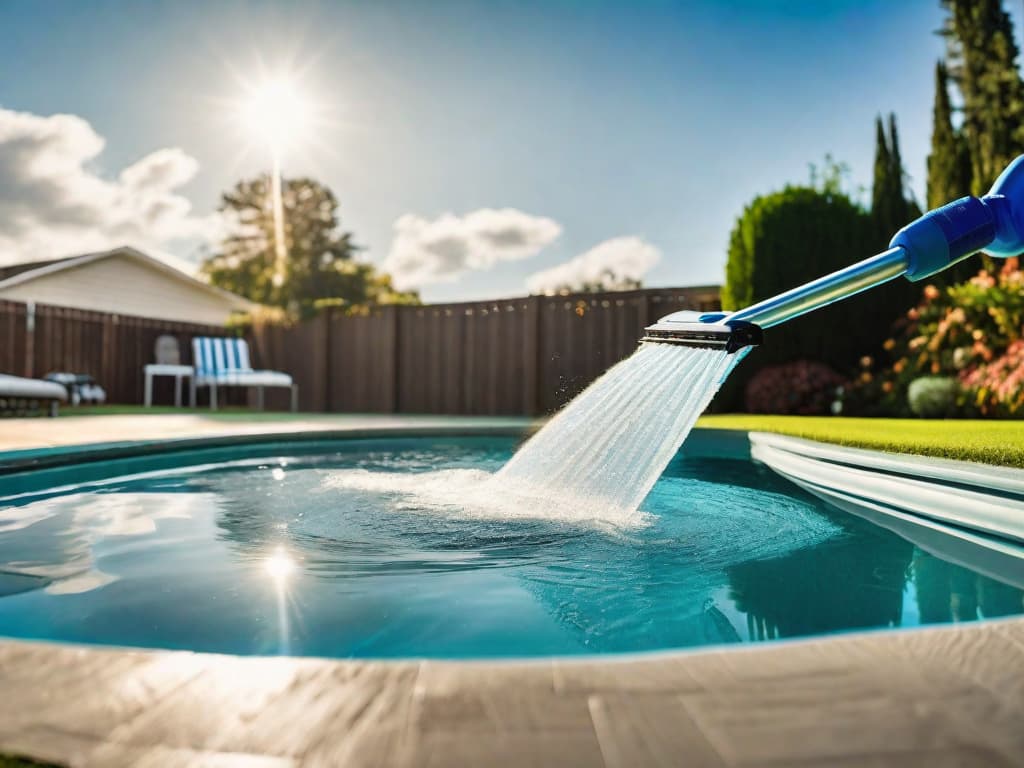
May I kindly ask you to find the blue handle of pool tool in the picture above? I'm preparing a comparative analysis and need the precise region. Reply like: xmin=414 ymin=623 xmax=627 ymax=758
xmin=892 ymin=154 xmax=1024 ymax=280
xmin=693 ymin=154 xmax=1024 ymax=330
xmin=983 ymin=154 xmax=1024 ymax=257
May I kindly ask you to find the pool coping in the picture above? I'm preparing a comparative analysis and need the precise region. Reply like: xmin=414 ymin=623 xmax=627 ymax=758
xmin=1 ymin=617 xmax=1023 ymax=766
xmin=2 ymin=422 xmax=1024 ymax=765
xmin=750 ymin=431 xmax=1024 ymax=544
xmin=0 ymin=417 xmax=544 ymax=477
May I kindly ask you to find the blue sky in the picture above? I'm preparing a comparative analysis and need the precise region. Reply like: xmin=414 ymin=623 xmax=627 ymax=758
xmin=0 ymin=0 xmax=1016 ymax=302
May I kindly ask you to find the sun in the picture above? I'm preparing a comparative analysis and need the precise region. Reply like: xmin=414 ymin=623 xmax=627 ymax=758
xmin=239 ymin=75 xmax=313 ymax=155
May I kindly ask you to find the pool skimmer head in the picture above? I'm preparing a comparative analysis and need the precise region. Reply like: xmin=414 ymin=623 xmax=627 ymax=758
xmin=641 ymin=311 xmax=762 ymax=354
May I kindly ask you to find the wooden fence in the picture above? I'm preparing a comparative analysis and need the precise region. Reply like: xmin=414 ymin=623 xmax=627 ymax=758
xmin=0 ymin=299 xmax=226 ymax=405
xmin=251 ymin=286 xmax=721 ymax=415
xmin=0 ymin=286 xmax=720 ymax=414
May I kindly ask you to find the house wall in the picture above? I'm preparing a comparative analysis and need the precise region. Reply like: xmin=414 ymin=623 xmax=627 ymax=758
xmin=0 ymin=254 xmax=246 ymax=325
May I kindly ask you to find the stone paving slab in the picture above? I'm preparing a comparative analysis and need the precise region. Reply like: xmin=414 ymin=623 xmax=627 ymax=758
xmin=1 ymin=619 xmax=1023 ymax=767
xmin=0 ymin=414 xmax=537 ymax=454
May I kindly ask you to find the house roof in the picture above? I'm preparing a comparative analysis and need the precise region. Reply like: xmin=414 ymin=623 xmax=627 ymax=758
xmin=0 ymin=256 xmax=79 ymax=282
xmin=0 ymin=247 xmax=256 ymax=310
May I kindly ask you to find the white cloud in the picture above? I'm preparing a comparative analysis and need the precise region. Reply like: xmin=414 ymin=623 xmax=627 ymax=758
xmin=526 ymin=236 xmax=661 ymax=294
xmin=0 ymin=107 xmax=220 ymax=268
xmin=384 ymin=207 xmax=562 ymax=289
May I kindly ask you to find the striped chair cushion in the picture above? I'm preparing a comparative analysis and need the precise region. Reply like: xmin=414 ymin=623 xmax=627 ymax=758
xmin=193 ymin=337 xmax=252 ymax=378
xmin=191 ymin=337 xmax=293 ymax=387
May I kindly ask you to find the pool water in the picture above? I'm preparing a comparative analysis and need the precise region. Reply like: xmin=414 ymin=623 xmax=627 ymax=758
xmin=0 ymin=436 xmax=1021 ymax=658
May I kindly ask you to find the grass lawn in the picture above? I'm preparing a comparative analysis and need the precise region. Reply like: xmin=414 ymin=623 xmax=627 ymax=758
xmin=698 ymin=414 xmax=1024 ymax=468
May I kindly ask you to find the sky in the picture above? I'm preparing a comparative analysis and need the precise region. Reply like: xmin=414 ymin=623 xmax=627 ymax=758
xmin=1 ymin=0 xmax=1020 ymax=302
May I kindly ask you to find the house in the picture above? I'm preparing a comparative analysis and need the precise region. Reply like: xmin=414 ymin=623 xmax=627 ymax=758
xmin=0 ymin=247 xmax=254 ymax=325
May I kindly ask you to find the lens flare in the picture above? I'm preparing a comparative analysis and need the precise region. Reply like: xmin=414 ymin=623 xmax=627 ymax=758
xmin=240 ymin=75 xmax=313 ymax=154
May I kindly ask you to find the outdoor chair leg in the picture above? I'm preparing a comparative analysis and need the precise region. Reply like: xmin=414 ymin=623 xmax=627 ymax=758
xmin=49 ymin=401 xmax=59 ymax=418
xmin=189 ymin=378 xmax=197 ymax=408
xmin=144 ymin=370 xmax=153 ymax=408
xmin=174 ymin=375 xmax=182 ymax=408
xmin=257 ymin=386 xmax=265 ymax=410
xmin=210 ymin=382 xmax=218 ymax=411
xmin=291 ymin=385 xmax=298 ymax=413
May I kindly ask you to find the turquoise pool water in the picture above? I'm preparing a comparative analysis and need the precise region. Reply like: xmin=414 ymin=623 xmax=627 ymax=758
xmin=0 ymin=436 xmax=1021 ymax=658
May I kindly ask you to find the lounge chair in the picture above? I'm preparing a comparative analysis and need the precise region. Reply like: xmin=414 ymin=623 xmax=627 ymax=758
xmin=190 ymin=337 xmax=297 ymax=412
xmin=0 ymin=374 xmax=68 ymax=417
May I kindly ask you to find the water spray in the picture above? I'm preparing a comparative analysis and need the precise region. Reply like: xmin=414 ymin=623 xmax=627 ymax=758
xmin=642 ymin=155 xmax=1024 ymax=353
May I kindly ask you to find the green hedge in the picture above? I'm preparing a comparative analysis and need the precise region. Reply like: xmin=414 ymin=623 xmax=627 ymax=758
xmin=717 ymin=186 xmax=917 ymax=411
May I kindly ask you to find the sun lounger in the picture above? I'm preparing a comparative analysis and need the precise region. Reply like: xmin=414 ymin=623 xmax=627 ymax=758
xmin=190 ymin=337 xmax=297 ymax=411
xmin=0 ymin=374 xmax=68 ymax=417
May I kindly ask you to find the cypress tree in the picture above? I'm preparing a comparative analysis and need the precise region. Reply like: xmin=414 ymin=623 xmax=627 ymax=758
xmin=887 ymin=113 xmax=918 ymax=217
xmin=941 ymin=0 xmax=1024 ymax=193
xmin=927 ymin=60 xmax=972 ymax=209
xmin=870 ymin=114 xmax=921 ymax=312
xmin=871 ymin=115 xmax=893 ymax=234
xmin=871 ymin=113 xmax=915 ymax=241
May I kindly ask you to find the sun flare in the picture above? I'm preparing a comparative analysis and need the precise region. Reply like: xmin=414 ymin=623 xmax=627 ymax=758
xmin=240 ymin=75 xmax=313 ymax=154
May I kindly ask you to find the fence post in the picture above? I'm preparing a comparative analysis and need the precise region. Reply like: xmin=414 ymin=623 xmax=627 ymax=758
xmin=322 ymin=307 xmax=333 ymax=413
xmin=24 ymin=301 xmax=35 ymax=378
xmin=522 ymin=296 xmax=541 ymax=416
xmin=390 ymin=306 xmax=401 ymax=413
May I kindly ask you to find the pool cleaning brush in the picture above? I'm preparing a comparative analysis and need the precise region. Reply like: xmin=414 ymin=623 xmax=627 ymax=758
xmin=643 ymin=154 xmax=1024 ymax=352
xmin=641 ymin=312 xmax=762 ymax=353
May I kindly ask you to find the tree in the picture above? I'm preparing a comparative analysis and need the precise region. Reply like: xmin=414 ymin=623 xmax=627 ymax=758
xmin=927 ymin=61 xmax=972 ymax=210
xmin=871 ymin=116 xmax=895 ymax=238
xmin=871 ymin=113 xmax=919 ymax=243
xmin=941 ymin=0 xmax=1024 ymax=194
xmin=202 ymin=175 xmax=418 ymax=317
xmin=554 ymin=270 xmax=642 ymax=294
xmin=927 ymin=61 xmax=977 ymax=284
xmin=719 ymin=184 xmax=889 ymax=410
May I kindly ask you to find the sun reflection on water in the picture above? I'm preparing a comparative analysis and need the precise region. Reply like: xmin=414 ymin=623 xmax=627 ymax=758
xmin=264 ymin=546 xmax=295 ymax=581
xmin=263 ymin=545 xmax=296 ymax=654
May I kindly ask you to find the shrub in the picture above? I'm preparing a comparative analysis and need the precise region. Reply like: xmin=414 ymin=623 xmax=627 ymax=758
xmin=907 ymin=377 xmax=960 ymax=417
xmin=859 ymin=258 xmax=1024 ymax=417
xmin=961 ymin=339 xmax=1024 ymax=416
xmin=744 ymin=361 xmax=845 ymax=415
xmin=718 ymin=183 xmax=914 ymax=411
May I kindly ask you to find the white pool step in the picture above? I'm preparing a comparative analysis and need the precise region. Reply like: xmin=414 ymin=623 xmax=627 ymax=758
xmin=749 ymin=431 xmax=1024 ymax=545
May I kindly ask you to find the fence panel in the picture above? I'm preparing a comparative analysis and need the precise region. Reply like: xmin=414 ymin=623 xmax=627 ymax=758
xmin=396 ymin=305 xmax=464 ymax=414
xmin=0 ymin=300 xmax=27 ymax=377
xmin=327 ymin=307 xmax=397 ymax=413
xmin=535 ymin=287 xmax=721 ymax=413
xmin=459 ymin=298 xmax=534 ymax=416
xmin=0 ymin=285 xmax=720 ymax=413
xmin=1 ymin=301 xmax=228 ymax=405
xmin=250 ymin=314 xmax=327 ymax=412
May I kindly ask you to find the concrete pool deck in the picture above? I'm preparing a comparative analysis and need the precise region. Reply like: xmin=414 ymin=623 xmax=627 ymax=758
xmin=1 ymin=413 xmax=1024 ymax=766
xmin=1 ymin=619 xmax=1023 ymax=767
xmin=0 ymin=412 xmax=539 ymax=453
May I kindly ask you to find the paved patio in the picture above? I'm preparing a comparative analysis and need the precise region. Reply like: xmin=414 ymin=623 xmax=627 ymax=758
xmin=1 ymin=414 xmax=1023 ymax=766
xmin=0 ymin=412 xmax=535 ymax=453
xmin=1 ymin=618 xmax=1023 ymax=767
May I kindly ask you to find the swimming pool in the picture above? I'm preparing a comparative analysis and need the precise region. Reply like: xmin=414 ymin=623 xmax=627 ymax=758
xmin=1 ymin=434 xmax=1021 ymax=658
